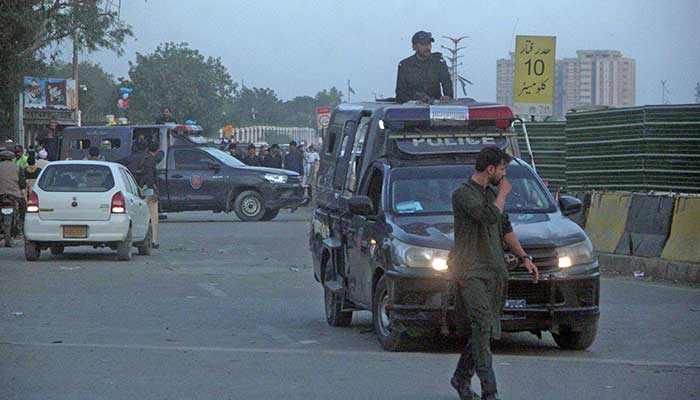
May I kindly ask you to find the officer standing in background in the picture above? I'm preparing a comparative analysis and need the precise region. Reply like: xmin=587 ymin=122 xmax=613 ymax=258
xmin=395 ymin=31 xmax=454 ymax=103
xmin=141 ymin=142 xmax=164 ymax=249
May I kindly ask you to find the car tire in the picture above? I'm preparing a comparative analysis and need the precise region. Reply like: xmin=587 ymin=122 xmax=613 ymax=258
xmin=372 ymin=275 xmax=412 ymax=352
xmin=233 ymin=191 xmax=265 ymax=222
xmin=552 ymin=321 xmax=598 ymax=351
xmin=50 ymin=246 xmax=65 ymax=255
xmin=116 ymin=228 xmax=133 ymax=261
xmin=136 ymin=224 xmax=152 ymax=256
xmin=260 ymin=208 xmax=280 ymax=221
xmin=24 ymin=240 xmax=40 ymax=261
xmin=323 ymin=264 xmax=353 ymax=327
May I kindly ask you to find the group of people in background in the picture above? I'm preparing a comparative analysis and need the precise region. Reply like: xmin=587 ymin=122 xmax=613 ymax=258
xmin=225 ymin=139 xmax=320 ymax=200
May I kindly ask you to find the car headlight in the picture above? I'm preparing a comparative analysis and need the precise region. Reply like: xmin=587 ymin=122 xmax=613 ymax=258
xmin=391 ymin=239 xmax=449 ymax=271
xmin=263 ymin=174 xmax=288 ymax=184
xmin=556 ymin=238 xmax=594 ymax=268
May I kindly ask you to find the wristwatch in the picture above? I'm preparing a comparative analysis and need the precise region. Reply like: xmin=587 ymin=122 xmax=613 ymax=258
xmin=518 ymin=255 xmax=533 ymax=263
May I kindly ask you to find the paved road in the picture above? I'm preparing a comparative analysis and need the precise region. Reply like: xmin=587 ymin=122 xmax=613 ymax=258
xmin=1 ymin=210 xmax=699 ymax=400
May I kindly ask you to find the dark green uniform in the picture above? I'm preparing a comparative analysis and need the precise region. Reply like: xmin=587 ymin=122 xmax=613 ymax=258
xmin=395 ymin=52 xmax=454 ymax=103
xmin=448 ymin=179 xmax=512 ymax=398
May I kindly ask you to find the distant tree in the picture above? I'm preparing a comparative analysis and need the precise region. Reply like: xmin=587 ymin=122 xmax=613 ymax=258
xmin=282 ymin=96 xmax=317 ymax=127
xmin=0 ymin=1 xmax=131 ymax=135
xmin=231 ymin=87 xmax=285 ymax=127
xmin=314 ymin=87 xmax=344 ymax=108
xmin=43 ymin=62 xmax=118 ymax=122
xmin=127 ymin=42 xmax=237 ymax=133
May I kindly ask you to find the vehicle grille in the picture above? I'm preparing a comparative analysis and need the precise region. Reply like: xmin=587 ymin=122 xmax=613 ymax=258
xmin=507 ymin=280 xmax=564 ymax=305
xmin=287 ymin=176 xmax=302 ymax=184
xmin=507 ymin=247 xmax=559 ymax=273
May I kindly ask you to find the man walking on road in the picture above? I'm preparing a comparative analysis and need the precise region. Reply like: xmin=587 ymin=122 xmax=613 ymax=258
xmin=448 ymin=146 xmax=538 ymax=400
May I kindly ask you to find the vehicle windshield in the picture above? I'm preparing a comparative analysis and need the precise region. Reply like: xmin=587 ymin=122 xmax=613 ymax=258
xmin=391 ymin=164 xmax=555 ymax=215
xmin=200 ymin=147 xmax=246 ymax=167
xmin=38 ymin=164 xmax=115 ymax=192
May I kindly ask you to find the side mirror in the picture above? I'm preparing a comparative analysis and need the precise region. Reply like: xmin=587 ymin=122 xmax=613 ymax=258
xmin=208 ymin=162 xmax=221 ymax=170
xmin=559 ymin=195 xmax=582 ymax=216
xmin=141 ymin=188 xmax=155 ymax=198
xmin=348 ymin=195 xmax=374 ymax=216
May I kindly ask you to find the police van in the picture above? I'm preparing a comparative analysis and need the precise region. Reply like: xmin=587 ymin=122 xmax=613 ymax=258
xmin=309 ymin=100 xmax=600 ymax=351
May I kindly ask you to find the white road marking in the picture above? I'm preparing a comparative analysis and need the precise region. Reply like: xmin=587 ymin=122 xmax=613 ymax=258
xmin=1 ymin=341 xmax=698 ymax=370
xmin=197 ymin=282 xmax=227 ymax=298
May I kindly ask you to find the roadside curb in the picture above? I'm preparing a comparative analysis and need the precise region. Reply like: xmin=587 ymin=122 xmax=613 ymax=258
xmin=597 ymin=252 xmax=700 ymax=285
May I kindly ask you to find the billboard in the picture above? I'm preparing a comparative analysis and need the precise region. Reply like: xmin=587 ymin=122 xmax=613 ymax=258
xmin=23 ymin=76 xmax=77 ymax=110
xmin=513 ymin=36 xmax=556 ymax=118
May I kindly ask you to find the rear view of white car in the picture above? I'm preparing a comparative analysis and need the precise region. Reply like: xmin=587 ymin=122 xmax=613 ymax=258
xmin=24 ymin=161 xmax=153 ymax=261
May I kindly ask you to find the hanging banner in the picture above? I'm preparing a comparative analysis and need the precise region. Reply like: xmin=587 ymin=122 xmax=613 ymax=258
xmin=513 ymin=36 xmax=556 ymax=118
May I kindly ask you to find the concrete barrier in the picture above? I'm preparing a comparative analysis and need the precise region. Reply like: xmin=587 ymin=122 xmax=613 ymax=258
xmin=614 ymin=194 xmax=674 ymax=257
xmin=585 ymin=192 xmax=631 ymax=254
xmin=661 ymin=196 xmax=700 ymax=264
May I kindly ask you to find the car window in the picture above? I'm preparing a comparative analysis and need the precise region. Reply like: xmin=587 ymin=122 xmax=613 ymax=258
xmin=362 ymin=167 xmax=383 ymax=215
xmin=390 ymin=164 xmax=556 ymax=215
xmin=38 ymin=164 xmax=115 ymax=192
xmin=342 ymin=117 xmax=370 ymax=198
xmin=174 ymin=149 xmax=212 ymax=170
xmin=100 ymin=138 xmax=121 ymax=150
xmin=71 ymin=139 xmax=91 ymax=150
xmin=124 ymin=169 xmax=142 ymax=193
xmin=200 ymin=147 xmax=245 ymax=167
xmin=119 ymin=169 xmax=137 ymax=195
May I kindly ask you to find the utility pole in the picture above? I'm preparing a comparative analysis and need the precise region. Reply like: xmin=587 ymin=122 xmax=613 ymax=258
xmin=441 ymin=36 xmax=473 ymax=98
xmin=72 ymin=29 xmax=80 ymax=125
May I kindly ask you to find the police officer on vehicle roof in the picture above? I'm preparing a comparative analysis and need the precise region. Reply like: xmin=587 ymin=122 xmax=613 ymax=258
xmin=395 ymin=31 xmax=454 ymax=104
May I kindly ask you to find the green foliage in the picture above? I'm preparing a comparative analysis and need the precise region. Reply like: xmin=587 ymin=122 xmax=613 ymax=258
xmin=229 ymin=88 xmax=343 ymax=129
xmin=231 ymin=87 xmax=284 ymax=127
xmin=0 ymin=1 xmax=131 ymax=135
xmin=127 ymin=42 xmax=237 ymax=133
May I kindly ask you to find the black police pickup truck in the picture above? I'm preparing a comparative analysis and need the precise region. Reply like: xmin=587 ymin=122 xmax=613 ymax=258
xmin=60 ymin=124 xmax=304 ymax=221
xmin=310 ymin=101 xmax=600 ymax=351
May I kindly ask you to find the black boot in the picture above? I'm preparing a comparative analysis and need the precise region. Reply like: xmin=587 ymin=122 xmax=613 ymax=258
xmin=451 ymin=376 xmax=478 ymax=400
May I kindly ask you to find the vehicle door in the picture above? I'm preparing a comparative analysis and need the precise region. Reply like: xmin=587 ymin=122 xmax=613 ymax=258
xmin=334 ymin=117 xmax=371 ymax=301
xmin=118 ymin=167 xmax=147 ymax=239
xmin=168 ymin=148 xmax=219 ymax=210
xmin=345 ymin=164 xmax=387 ymax=306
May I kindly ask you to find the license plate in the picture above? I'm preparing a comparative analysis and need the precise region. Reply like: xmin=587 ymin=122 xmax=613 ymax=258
xmin=505 ymin=299 xmax=527 ymax=309
xmin=63 ymin=226 xmax=87 ymax=238
xmin=1 ymin=208 xmax=12 ymax=215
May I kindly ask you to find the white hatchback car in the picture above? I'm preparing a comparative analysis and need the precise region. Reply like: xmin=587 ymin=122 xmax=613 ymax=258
xmin=24 ymin=160 xmax=152 ymax=261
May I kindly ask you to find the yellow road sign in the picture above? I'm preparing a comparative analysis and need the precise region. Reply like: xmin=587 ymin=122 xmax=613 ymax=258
xmin=513 ymin=35 xmax=556 ymax=117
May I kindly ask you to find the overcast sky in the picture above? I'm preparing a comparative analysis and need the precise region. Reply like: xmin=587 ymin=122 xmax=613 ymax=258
xmin=82 ymin=0 xmax=700 ymax=105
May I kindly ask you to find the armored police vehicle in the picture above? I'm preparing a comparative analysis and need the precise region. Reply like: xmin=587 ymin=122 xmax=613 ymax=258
xmin=310 ymin=100 xmax=599 ymax=351
xmin=61 ymin=124 xmax=304 ymax=221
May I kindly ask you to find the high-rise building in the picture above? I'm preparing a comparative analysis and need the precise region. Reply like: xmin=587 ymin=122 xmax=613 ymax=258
xmin=497 ymin=50 xmax=636 ymax=119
